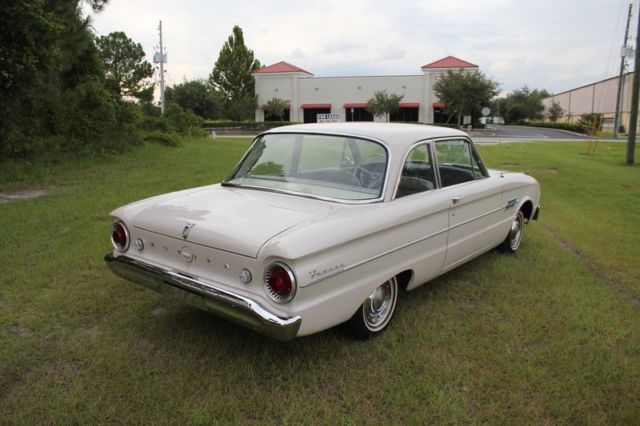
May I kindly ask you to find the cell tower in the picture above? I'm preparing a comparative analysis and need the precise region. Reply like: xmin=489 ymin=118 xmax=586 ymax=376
xmin=153 ymin=20 xmax=168 ymax=115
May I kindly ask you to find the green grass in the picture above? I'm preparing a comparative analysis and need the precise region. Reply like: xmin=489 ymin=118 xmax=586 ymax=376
xmin=1 ymin=137 xmax=639 ymax=424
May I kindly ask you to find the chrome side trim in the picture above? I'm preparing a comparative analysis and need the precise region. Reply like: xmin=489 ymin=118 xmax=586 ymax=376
xmin=302 ymin=227 xmax=448 ymax=288
xmin=448 ymin=205 xmax=505 ymax=231
xmin=303 ymin=200 xmax=506 ymax=288
xmin=303 ymin=267 xmax=346 ymax=287
xmin=104 ymin=254 xmax=301 ymax=341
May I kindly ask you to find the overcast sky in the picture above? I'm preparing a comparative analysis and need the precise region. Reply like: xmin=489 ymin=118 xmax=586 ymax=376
xmin=89 ymin=0 xmax=637 ymax=95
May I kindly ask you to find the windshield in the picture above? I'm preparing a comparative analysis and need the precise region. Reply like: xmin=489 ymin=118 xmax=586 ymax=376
xmin=225 ymin=133 xmax=388 ymax=201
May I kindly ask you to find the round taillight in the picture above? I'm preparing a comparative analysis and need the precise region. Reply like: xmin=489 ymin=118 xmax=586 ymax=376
xmin=264 ymin=262 xmax=296 ymax=303
xmin=111 ymin=221 xmax=130 ymax=252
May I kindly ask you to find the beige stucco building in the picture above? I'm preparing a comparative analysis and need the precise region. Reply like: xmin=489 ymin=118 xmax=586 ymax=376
xmin=252 ymin=56 xmax=478 ymax=124
xmin=542 ymin=72 xmax=634 ymax=131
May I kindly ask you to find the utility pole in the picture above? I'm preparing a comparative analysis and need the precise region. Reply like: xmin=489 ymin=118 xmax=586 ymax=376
xmin=627 ymin=8 xmax=640 ymax=164
xmin=614 ymin=4 xmax=633 ymax=138
xmin=155 ymin=20 xmax=167 ymax=115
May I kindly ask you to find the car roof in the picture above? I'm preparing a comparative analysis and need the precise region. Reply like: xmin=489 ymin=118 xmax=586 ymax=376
xmin=260 ymin=122 xmax=472 ymax=203
xmin=262 ymin=122 xmax=468 ymax=147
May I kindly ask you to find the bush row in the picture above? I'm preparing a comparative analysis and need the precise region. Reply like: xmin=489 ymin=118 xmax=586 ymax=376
xmin=202 ymin=120 xmax=303 ymax=129
xmin=521 ymin=121 xmax=591 ymax=134
xmin=1 ymin=88 xmax=205 ymax=163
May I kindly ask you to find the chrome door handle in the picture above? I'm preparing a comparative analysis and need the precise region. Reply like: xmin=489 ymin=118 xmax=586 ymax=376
xmin=452 ymin=195 xmax=464 ymax=204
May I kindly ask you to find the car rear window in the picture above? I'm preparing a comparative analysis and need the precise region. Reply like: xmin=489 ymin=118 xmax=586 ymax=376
xmin=225 ymin=133 xmax=388 ymax=201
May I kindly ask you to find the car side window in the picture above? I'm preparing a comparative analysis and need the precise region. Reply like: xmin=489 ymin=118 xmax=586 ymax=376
xmin=396 ymin=144 xmax=436 ymax=198
xmin=436 ymin=139 xmax=486 ymax=187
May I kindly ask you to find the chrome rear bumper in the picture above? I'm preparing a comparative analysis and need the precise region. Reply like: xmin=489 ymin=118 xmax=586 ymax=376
xmin=104 ymin=254 xmax=301 ymax=341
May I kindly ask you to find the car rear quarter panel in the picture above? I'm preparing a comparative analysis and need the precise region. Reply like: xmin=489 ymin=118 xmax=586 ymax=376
xmin=260 ymin=189 xmax=454 ymax=336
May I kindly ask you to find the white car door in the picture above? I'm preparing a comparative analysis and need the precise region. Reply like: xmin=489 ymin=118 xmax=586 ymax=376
xmin=392 ymin=142 xmax=451 ymax=288
xmin=434 ymin=139 xmax=504 ymax=271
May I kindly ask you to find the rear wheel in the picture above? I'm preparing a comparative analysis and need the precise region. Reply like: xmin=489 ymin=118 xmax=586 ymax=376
xmin=499 ymin=210 xmax=524 ymax=253
xmin=347 ymin=277 xmax=398 ymax=339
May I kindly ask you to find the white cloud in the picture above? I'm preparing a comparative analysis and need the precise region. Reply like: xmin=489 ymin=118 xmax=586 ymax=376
xmin=88 ymin=0 xmax=633 ymax=93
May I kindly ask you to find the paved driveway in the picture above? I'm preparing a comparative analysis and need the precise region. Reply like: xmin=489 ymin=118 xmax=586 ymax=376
xmin=472 ymin=125 xmax=592 ymax=143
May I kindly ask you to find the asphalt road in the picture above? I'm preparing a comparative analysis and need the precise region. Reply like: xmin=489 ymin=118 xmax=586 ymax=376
xmin=473 ymin=125 xmax=592 ymax=142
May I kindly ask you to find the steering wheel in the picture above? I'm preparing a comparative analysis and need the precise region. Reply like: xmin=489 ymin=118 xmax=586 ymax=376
xmin=355 ymin=152 xmax=386 ymax=188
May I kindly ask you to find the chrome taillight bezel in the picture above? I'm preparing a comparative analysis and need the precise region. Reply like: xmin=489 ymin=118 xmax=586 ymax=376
xmin=263 ymin=261 xmax=297 ymax=304
xmin=111 ymin=221 xmax=130 ymax=252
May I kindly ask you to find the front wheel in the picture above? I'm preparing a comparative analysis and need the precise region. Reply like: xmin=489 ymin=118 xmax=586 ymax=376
xmin=347 ymin=277 xmax=398 ymax=339
xmin=499 ymin=210 xmax=524 ymax=253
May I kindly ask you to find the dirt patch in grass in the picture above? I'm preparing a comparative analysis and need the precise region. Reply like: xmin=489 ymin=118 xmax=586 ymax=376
xmin=0 ymin=188 xmax=50 ymax=204
xmin=9 ymin=325 xmax=31 ymax=337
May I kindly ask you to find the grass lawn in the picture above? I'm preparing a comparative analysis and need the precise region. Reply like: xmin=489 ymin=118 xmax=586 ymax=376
xmin=1 ymin=137 xmax=639 ymax=424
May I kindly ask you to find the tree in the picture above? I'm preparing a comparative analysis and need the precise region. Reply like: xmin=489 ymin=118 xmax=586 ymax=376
xmin=503 ymin=86 xmax=550 ymax=123
xmin=547 ymin=101 xmax=564 ymax=122
xmin=262 ymin=98 xmax=290 ymax=121
xmin=227 ymin=95 xmax=259 ymax=121
xmin=209 ymin=25 xmax=261 ymax=120
xmin=367 ymin=90 xmax=404 ymax=122
xmin=165 ymin=80 xmax=221 ymax=119
xmin=433 ymin=70 xmax=499 ymax=126
xmin=96 ymin=31 xmax=154 ymax=101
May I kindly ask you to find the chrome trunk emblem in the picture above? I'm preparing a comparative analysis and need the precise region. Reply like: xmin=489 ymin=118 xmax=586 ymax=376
xmin=182 ymin=223 xmax=195 ymax=240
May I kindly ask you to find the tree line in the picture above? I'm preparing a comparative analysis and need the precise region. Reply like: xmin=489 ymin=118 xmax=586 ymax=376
xmin=0 ymin=2 xmax=260 ymax=162
xmin=1 ymin=1 xmax=573 ymax=164
xmin=432 ymin=71 xmax=565 ymax=126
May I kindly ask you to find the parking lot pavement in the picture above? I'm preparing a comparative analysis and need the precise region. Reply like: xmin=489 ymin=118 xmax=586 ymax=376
xmin=484 ymin=125 xmax=592 ymax=140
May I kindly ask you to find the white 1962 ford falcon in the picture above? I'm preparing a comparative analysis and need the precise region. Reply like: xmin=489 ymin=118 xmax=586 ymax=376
xmin=105 ymin=123 xmax=540 ymax=341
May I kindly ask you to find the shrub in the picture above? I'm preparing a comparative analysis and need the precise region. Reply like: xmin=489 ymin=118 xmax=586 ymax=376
xmin=162 ymin=103 xmax=205 ymax=136
xmin=577 ymin=113 xmax=604 ymax=135
xmin=524 ymin=121 xmax=590 ymax=134
xmin=202 ymin=120 xmax=302 ymax=129
xmin=143 ymin=131 xmax=180 ymax=147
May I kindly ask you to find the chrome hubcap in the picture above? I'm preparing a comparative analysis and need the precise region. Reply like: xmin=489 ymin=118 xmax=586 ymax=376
xmin=509 ymin=215 xmax=523 ymax=250
xmin=363 ymin=278 xmax=397 ymax=331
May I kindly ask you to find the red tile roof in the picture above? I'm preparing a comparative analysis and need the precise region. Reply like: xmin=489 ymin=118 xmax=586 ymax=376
xmin=343 ymin=103 xmax=369 ymax=108
xmin=399 ymin=102 xmax=420 ymax=108
xmin=252 ymin=61 xmax=312 ymax=75
xmin=422 ymin=56 xmax=477 ymax=69
xmin=301 ymin=103 xmax=331 ymax=109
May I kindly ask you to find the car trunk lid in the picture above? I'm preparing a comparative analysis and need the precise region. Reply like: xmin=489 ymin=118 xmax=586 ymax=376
xmin=131 ymin=186 xmax=333 ymax=258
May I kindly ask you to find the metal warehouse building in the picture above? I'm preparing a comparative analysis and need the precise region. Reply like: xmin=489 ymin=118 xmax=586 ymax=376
xmin=542 ymin=72 xmax=635 ymax=131
xmin=252 ymin=56 xmax=477 ymax=124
